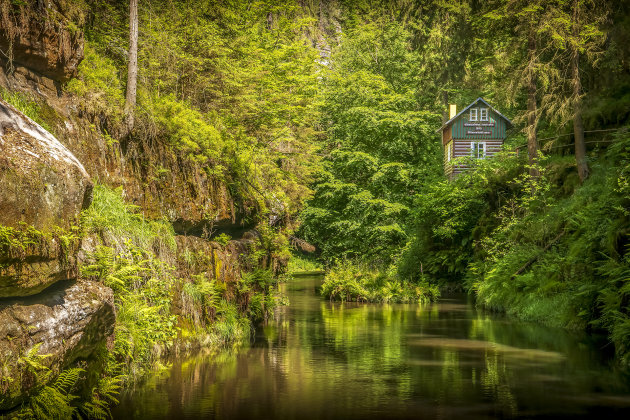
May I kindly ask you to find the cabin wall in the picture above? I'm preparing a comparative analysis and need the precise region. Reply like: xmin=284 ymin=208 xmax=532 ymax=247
xmin=443 ymin=140 xmax=453 ymax=177
xmin=452 ymin=139 xmax=503 ymax=158
xmin=450 ymin=109 xmax=507 ymax=140
xmin=442 ymin=126 xmax=452 ymax=146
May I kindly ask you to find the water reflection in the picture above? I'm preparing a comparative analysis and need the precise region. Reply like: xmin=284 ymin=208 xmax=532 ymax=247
xmin=113 ymin=275 xmax=630 ymax=419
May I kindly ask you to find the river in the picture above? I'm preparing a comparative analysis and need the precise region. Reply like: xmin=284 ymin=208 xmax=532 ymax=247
xmin=112 ymin=274 xmax=630 ymax=419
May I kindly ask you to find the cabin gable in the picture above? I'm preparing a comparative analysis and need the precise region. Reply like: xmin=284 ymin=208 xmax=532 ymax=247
xmin=449 ymin=108 xmax=508 ymax=140
xmin=440 ymin=98 xmax=512 ymax=178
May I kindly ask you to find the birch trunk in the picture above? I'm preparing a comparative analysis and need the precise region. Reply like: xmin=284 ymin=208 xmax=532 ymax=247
xmin=124 ymin=0 xmax=138 ymax=133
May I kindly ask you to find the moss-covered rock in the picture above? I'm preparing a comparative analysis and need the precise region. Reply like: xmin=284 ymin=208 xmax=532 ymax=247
xmin=0 ymin=99 xmax=91 ymax=297
xmin=0 ymin=280 xmax=114 ymax=411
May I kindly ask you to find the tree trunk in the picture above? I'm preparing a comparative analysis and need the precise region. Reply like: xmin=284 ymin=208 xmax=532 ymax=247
xmin=124 ymin=0 xmax=138 ymax=134
xmin=572 ymin=0 xmax=589 ymax=182
xmin=526 ymin=29 xmax=539 ymax=177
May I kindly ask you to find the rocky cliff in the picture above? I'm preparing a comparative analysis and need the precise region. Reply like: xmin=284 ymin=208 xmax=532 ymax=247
xmin=0 ymin=98 xmax=113 ymax=411
xmin=0 ymin=0 xmax=284 ymax=412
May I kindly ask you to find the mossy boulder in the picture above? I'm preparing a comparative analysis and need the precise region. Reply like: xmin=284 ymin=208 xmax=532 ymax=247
xmin=0 ymin=99 xmax=92 ymax=297
xmin=0 ymin=280 xmax=114 ymax=411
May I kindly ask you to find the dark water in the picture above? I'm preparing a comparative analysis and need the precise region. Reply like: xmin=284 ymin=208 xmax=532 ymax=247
xmin=113 ymin=275 xmax=630 ymax=419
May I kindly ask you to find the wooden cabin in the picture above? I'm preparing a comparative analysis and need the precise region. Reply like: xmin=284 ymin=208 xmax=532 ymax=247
xmin=438 ymin=98 xmax=512 ymax=178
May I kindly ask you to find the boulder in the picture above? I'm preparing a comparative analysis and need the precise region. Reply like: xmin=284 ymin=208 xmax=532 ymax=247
xmin=0 ymin=99 xmax=92 ymax=297
xmin=0 ymin=280 xmax=115 ymax=411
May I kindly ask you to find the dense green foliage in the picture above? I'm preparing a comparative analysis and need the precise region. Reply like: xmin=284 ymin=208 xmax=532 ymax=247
xmin=81 ymin=185 xmax=282 ymax=378
xmin=299 ymin=21 xmax=442 ymax=265
xmin=4 ymin=3 xmax=630 ymax=417
xmin=291 ymin=0 xmax=630 ymax=363
xmin=72 ymin=0 xmax=321 ymax=220
xmin=287 ymin=251 xmax=323 ymax=273
xmin=321 ymin=261 xmax=439 ymax=304
xmin=396 ymin=133 xmax=630 ymax=361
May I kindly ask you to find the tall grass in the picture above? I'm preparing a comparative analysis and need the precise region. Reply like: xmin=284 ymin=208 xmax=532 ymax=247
xmin=81 ymin=185 xmax=176 ymax=255
xmin=0 ymin=87 xmax=55 ymax=133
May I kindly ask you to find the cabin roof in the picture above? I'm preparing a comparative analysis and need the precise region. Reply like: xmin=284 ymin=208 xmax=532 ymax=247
xmin=436 ymin=97 xmax=513 ymax=133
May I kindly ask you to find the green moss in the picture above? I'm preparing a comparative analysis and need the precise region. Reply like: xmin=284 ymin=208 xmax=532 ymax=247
xmin=0 ymin=223 xmax=79 ymax=264
xmin=0 ymin=223 xmax=45 ymax=261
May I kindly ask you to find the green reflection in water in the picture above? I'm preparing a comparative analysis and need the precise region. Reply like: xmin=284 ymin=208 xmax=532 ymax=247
xmin=113 ymin=275 xmax=630 ymax=419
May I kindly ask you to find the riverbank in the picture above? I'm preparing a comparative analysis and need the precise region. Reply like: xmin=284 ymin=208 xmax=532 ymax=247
xmin=0 ymin=182 xmax=285 ymax=417
xmin=111 ymin=274 xmax=630 ymax=419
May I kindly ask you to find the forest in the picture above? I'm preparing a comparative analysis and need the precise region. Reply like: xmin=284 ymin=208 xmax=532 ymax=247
xmin=0 ymin=0 xmax=629 ymax=418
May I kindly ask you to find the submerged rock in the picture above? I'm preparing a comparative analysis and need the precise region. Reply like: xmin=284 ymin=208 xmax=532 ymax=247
xmin=0 ymin=280 xmax=114 ymax=411
xmin=0 ymin=99 xmax=92 ymax=297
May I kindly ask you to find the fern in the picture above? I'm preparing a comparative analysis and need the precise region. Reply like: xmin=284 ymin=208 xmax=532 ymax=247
xmin=18 ymin=343 xmax=51 ymax=374
xmin=18 ymin=368 xmax=83 ymax=420
xmin=80 ymin=375 xmax=122 ymax=420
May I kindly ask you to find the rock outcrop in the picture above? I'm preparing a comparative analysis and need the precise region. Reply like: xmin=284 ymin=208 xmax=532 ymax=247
xmin=175 ymin=234 xmax=256 ymax=285
xmin=0 ymin=99 xmax=91 ymax=230
xmin=0 ymin=98 xmax=92 ymax=297
xmin=0 ymin=0 xmax=84 ymax=83
xmin=0 ymin=280 xmax=114 ymax=411
xmin=58 ymin=125 xmax=257 ymax=238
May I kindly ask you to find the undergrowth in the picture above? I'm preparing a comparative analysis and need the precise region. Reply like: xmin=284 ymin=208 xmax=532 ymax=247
xmin=321 ymin=261 xmax=439 ymax=304
xmin=287 ymin=251 xmax=323 ymax=273
xmin=401 ymin=129 xmax=630 ymax=364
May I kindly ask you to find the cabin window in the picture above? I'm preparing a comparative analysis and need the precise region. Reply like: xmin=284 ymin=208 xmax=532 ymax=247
xmin=470 ymin=141 xmax=485 ymax=158
xmin=480 ymin=108 xmax=488 ymax=121
xmin=446 ymin=142 xmax=452 ymax=162
xmin=470 ymin=108 xmax=478 ymax=121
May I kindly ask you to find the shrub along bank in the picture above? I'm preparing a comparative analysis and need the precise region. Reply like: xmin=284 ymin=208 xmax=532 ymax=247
xmin=399 ymin=131 xmax=630 ymax=363
xmin=321 ymin=261 xmax=439 ymax=304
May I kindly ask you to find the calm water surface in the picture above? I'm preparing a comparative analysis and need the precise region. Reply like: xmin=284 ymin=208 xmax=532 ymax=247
xmin=113 ymin=275 xmax=630 ymax=419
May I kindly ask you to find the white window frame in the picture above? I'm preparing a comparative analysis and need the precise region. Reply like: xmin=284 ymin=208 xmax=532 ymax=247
xmin=470 ymin=108 xmax=478 ymax=121
xmin=480 ymin=108 xmax=488 ymax=121
xmin=446 ymin=142 xmax=452 ymax=162
xmin=470 ymin=141 xmax=486 ymax=159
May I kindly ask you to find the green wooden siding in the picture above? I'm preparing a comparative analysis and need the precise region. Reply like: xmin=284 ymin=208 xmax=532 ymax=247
xmin=450 ymin=108 xmax=507 ymax=140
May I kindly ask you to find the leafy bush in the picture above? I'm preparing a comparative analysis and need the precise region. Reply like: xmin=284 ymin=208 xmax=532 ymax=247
xmin=287 ymin=251 xmax=323 ymax=273
xmin=398 ymin=151 xmax=525 ymax=285
xmin=321 ymin=261 xmax=439 ymax=304
xmin=66 ymin=45 xmax=125 ymax=124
